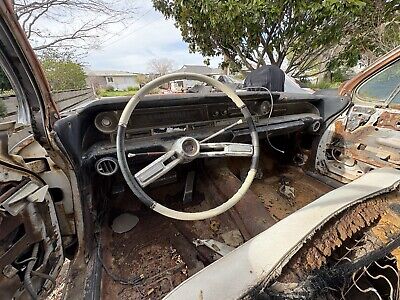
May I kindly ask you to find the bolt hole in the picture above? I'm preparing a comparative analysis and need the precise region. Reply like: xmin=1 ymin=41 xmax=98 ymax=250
xmin=357 ymin=143 xmax=367 ymax=150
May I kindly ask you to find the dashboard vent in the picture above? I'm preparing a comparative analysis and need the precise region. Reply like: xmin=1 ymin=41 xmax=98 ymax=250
xmin=95 ymin=157 xmax=118 ymax=176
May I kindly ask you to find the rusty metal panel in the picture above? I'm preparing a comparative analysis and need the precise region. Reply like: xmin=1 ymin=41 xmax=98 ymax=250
xmin=163 ymin=168 xmax=400 ymax=300
xmin=317 ymin=106 xmax=400 ymax=182
xmin=339 ymin=47 xmax=400 ymax=96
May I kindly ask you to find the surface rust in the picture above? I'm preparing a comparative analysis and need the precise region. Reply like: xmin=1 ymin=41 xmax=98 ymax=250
xmin=277 ymin=191 xmax=400 ymax=283
xmin=100 ymin=214 xmax=189 ymax=300
xmin=209 ymin=166 xmax=276 ymax=238
xmin=333 ymin=119 xmax=400 ymax=169
xmin=377 ymin=111 xmax=400 ymax=131
xmin=98 ymin=159 xmax=333 ymax=299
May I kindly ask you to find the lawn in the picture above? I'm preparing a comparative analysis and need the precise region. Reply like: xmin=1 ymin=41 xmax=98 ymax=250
xmin=97 ymin=89 xmax=137 ymax=97
xmin=97 ymin=87 xmax=163 ymax=97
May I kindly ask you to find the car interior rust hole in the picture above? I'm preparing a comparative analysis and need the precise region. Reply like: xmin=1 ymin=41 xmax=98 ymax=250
xmin=247 ymin=193 xmax=400 ymax=300
xmin=275 ymin=196 xmax=390 ymax=283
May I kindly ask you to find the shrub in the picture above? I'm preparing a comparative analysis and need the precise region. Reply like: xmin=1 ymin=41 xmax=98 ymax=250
xmin=40 ymin=49 xmax=86 ymax=91
xmin=127 ymin=86 xmax=139 ymax=91
xmin=306 ymin=81 xmax=342 ymax=90
xmin=105 ymin=85 xmax=115 ymax=92
xmin=0 ymin=69 xmax=12 ymax=92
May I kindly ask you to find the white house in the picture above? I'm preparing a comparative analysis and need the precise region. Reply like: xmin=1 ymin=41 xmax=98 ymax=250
xmin=86 ymin=70 xmax=140 ymax=91
xmin=170 ymin=65 xmax=223 ymax=92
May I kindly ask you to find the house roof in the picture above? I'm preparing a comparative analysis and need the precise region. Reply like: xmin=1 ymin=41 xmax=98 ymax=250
xmin=172 ymin=65 xmax=222 ymax=75
xmin=85 ymin=70 xmax=139 ymax=77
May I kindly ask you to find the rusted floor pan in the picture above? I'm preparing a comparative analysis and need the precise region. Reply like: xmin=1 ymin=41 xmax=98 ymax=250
xmin=98 ymin=164 xmax=332 ymax=299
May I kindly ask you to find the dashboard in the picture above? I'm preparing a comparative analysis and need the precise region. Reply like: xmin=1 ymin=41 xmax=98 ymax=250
xmin=53 ymin=91 xmax=332 ymax=176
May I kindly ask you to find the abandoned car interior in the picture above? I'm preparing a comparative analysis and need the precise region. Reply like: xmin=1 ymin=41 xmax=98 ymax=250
xmin=0 ymin=2 xmax=399 ymax=299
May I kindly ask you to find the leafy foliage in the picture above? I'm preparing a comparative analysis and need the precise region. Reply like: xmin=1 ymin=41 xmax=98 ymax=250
xmin=350 ymin=0 xmax=400 ymax=62
xmin=97 ymin=87 xmax=159 ymax=97
xmin=0 ymin=69 xmax=12 ymax=93
xmin=105 ymin=85 xmax=115 ymax=92
xmin=40 ymin=50 xmax=87 ymax=91
xmin=153 ymin=0 xmax=398 ymax=77
xmin=127 ymin=86 xmax=139 ymax=91
xmin=97 ymin=88 xmax=136 ymax=97
xmin=0 ymin=69 xmax=11 ymax=118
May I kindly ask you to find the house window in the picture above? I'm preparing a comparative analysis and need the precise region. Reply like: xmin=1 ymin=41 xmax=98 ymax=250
xmin=106 ymin=77 xmax=114 ymax=83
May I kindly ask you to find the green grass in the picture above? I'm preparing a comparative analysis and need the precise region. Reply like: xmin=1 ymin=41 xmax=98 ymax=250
xmin=304 ymin=81 xmax=342 ymax=90
xmin=97 ymin=87 xmax=162 ymax=97
xmin=97 ymin=89 xmax=137 ymax=97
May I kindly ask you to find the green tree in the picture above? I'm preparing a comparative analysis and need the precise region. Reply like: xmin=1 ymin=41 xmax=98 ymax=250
xmin=0 ymin=69 xmax=11 ymax=118
xmin=0 ymin=69 xmax=12 ymax=93
xmin=40 ymin=50 xmax=87 ymax=91
xmin=352 ymin=1 xmax=400 ymax=64
xmin=152 ymin=0 xmax=397 ymax=77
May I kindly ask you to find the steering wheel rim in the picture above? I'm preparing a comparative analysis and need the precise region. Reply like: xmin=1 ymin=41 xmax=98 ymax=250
xmin=116 ymin=72 xmax=259 ymax=221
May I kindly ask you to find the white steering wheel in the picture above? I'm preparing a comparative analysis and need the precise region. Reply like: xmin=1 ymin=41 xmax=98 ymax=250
xmin=116 ymin=73 xmax=259 ymax=221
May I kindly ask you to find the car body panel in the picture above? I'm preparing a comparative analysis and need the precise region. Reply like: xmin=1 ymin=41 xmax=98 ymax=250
xmin=339 ymin=46 xmax=400 ymax=97
xmin=164 ymin=168 xmax=400 ymax=299
xmin=317 ymin=49 xmax=400 ymax=183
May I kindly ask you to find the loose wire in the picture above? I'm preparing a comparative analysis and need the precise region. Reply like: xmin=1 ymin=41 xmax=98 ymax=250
xmin=245 ymin=87 xmax=285 ymax=153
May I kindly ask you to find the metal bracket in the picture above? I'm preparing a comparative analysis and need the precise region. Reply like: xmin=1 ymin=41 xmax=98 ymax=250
xmin=346 ymin=106 xmax=375 ymax=132
xmin=183 ymin=171 xmax=196 ymax=204
xmin=193 ymin=239 xmax=234 ymax=256
xmin=1 ymin=182 xmax=48 ymax=216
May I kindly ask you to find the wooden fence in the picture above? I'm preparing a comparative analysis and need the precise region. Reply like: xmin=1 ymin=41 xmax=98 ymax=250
xmin=0 ymin=88 xmax=96 ymax=147
xmin=1 ymin=88 xmax=95 ymax=122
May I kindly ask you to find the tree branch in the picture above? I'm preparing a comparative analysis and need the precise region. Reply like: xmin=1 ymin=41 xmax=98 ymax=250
xmin=14 ymin=0 xmax=136 ymax=51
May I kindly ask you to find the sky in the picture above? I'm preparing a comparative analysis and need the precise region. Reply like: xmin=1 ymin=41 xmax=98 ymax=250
xmin=85 ymin=1 xmax=222 ymax=73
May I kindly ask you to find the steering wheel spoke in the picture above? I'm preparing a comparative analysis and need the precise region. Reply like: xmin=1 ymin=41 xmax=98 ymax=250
xmin=134 ymin=150 xmax=182 ymax=187
xmin=199 ymin=143 xmax=253 ymax=158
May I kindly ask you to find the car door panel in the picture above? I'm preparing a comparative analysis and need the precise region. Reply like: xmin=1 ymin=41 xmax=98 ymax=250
xmin=0 ymin=160 xmax=64 ymax=299
xmin=0 ymin=2 xmax=68 ymax=298
xmin=317 ymin=54 xmax=400 ymax=183
xmin=317 ymin=105 xmax=400 ymax=182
